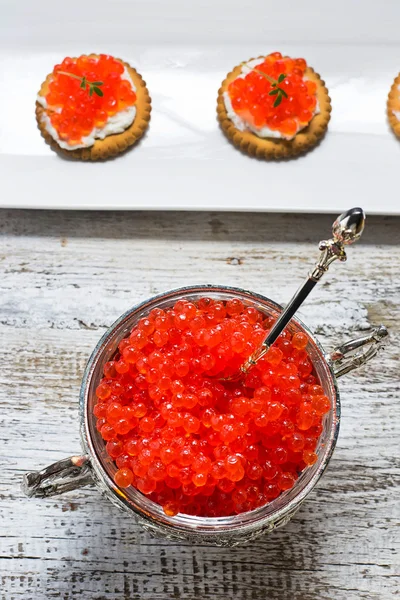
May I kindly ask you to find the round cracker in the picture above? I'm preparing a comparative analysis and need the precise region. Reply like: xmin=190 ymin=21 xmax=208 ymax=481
xmin=36 ymin=55 xmax=151 ymax=161
xmin=387 ymin=73 xmax=400 ymax=138
xmin=217 ymin=57 xmax=331 ymax=159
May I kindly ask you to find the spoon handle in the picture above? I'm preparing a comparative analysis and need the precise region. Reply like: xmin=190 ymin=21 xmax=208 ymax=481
xmin=262 ymin=227 xmax=348 ymax=350
xmin=263 ymin=277 xmax=317 ymax=349
xmin=242 ymin=207 xmax=366 ymax=371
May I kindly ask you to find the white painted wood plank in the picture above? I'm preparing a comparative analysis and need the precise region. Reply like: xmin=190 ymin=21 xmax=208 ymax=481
xmin=0 ymin=210 xmax=399 ymax=600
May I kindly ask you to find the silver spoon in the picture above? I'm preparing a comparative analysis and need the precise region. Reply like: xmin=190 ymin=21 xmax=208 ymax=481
xmin=227 ymin=207 xmax=366 ymax=381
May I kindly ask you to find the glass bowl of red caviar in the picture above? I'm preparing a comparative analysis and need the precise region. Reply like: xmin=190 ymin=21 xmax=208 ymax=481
xmin=23 ymin=285 xmax=387 ymax=546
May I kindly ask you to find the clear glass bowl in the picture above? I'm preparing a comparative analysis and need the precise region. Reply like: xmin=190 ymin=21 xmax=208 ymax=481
xmin=23 ymin=285 xmax=387 ymax=546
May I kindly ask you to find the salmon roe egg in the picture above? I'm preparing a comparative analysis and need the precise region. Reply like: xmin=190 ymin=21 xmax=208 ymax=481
xmin=93 ymin=296 xmax=329 ymax=518
xmin=292 ymin=332 xmax=308 ymax=350
xmin=43 ymin=54 xmax=137 ymax=146
xmin=227 ymin=52 xmax=318 ymax=138
xmin=114 ymin=468 xmax=134 ymax=488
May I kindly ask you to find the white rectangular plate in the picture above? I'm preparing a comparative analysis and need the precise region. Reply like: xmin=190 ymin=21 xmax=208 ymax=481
xmin=1 ymin=0 xmax=400 ymax=213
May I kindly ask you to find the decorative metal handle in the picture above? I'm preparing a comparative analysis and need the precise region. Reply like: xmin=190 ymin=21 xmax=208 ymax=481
xmin=22 ymin=455 xmax=93 ymax=498
xmin=309 ymin=207 xmax=365 ymax=282
xmin=329 ymin=325 xmax=389 ymax=378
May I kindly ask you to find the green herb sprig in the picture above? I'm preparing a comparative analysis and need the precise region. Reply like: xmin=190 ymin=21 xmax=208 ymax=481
xmin=57 ymin=71 xmax=104 ymax=97
xmin=255 ymin=70 xmax=288 ymax=107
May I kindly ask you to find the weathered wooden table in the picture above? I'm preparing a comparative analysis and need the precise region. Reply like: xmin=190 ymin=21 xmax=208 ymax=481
xmin=1 ymin=210 xmax=398 ymax=600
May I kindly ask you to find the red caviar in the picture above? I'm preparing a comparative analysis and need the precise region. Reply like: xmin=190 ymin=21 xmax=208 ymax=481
xmin=93 ymin=297 xmax=330 ymax=518
xmin=43 ymin=54 xmax=137 ymax=146
xmin=227 ymin=52 xmax=318 ymax=138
